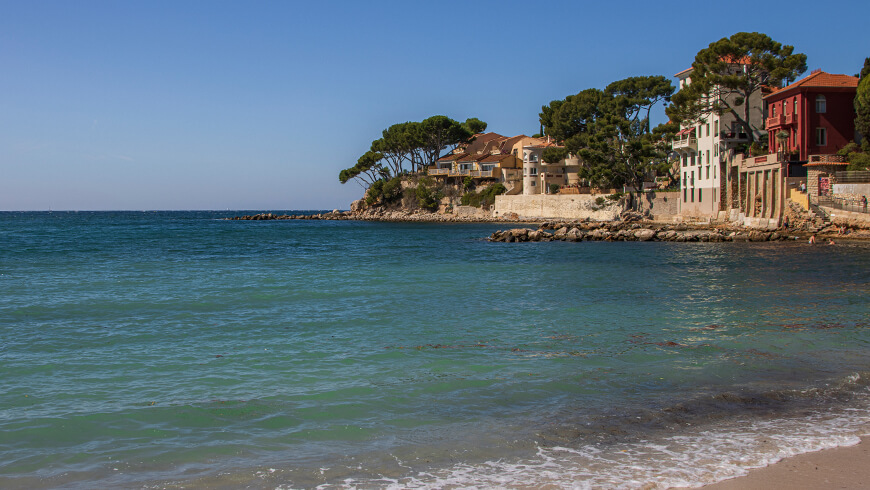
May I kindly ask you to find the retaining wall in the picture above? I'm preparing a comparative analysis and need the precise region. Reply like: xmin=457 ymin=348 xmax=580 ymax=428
xmin=493 ymin=194 xmax=622 ymax=220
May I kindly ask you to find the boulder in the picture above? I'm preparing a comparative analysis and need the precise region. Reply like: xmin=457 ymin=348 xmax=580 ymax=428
xmin=634 ymin=229 xmax=656 ymax=241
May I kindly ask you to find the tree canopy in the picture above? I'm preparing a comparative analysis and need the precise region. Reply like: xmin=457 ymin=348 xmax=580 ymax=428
xmin=540 ymin=75 xmax=675 ymax=191
xmin=666 ymin=32 xmax=807 ymax=142
xmin=339 ymin=116 xmax=485 ymax=188
xmin=856 ymin=75 xmax=870 ymax=145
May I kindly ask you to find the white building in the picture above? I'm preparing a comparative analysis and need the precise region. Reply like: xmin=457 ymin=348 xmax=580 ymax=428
xmin=672 ymin=64 xmax=766 ymax=219
xmin=521 ymin=140 xmax=580 ymax=195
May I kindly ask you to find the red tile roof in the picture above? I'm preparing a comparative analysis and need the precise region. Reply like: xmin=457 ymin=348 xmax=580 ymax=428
xmin=765 ymin=71 xmax=859 ymax=98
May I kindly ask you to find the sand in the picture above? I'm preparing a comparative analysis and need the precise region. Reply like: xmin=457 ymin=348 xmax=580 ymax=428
xmin=692 ymin=436 xmax=870 ymax=489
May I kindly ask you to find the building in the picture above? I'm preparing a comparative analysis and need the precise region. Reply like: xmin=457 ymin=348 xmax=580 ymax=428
xmin=764 ymin=70 xmax=859 ymax=163
xmin=428 ymin=132 xmax=524 ymax=193
xmin=671 ymin=62 xmax=766 ymax=219
xmin=521 ymin=139 xmax=580 ymax=195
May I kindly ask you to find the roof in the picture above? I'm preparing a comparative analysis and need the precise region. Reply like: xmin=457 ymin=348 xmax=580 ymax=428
xmin=479 ymin=154 xmax=514 ymax=163
xmin=765 ymin=71 xmax=859 ymax=99
xmin=437 ymin=152 xmax=468 ymax=162
xmin=674 ymin=56 xmax=752 ymax=78
xmin=676 ymin=127 xmax=696 ymax=136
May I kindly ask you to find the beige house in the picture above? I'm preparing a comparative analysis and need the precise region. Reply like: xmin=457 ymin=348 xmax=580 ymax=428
xmin=522 ymin=139 xmax=580 ymax=195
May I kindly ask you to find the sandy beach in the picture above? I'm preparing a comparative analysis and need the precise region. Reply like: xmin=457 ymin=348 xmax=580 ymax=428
xmin=690 ymin=436 xmax=870 ymax=489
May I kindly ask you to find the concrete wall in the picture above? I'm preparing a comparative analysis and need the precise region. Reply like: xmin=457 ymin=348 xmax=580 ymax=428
xmin=494 ymin=194 xmax=622 ymax=220
xmin=454 ymin=205 xmax=487 ymax=218
xmin=833 ymin=183 xmax=870 ymax=197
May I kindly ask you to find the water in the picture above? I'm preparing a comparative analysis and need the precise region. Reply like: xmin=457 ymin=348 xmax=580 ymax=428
xmin=1 ymin=211 xmax=869 ymax=489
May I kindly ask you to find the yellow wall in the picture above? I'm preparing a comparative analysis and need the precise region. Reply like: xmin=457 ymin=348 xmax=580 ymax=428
xmin=789 ymin=188 xmax=808 ymax=210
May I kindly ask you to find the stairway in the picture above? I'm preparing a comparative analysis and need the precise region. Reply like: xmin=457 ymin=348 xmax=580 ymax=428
xmin=807 ymin=200 xmax=832 ymax=232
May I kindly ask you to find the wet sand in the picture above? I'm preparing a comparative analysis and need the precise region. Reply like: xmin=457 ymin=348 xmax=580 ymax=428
xmin=693 ymin=436 xmax=870 ymax=489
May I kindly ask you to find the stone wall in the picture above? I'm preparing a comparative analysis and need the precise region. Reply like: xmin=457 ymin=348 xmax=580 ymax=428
xmin=453 ymin=205 xmax=488 ymax=218
xmin=493 ymin=194 xmax=623 ymax=220
xmin=833 ymin=183 xmax=870 ymax=198
xmin=635 ymin=191 xmax=680 ymax=220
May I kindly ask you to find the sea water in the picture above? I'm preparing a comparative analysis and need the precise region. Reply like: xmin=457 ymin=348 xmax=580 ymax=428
xmin=1 ymin=211 xmax=869 ymax=489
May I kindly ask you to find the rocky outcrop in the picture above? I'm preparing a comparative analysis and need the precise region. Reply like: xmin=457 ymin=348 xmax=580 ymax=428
xmin=488 ymin=221 xmax=796 ymax=243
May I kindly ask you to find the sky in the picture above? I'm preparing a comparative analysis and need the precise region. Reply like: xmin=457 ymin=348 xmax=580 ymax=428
xmin=1 ymin=0 xmax=868 ymax=211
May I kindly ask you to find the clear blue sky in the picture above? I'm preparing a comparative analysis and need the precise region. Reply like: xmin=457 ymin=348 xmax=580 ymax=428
xmin=2 ymin=0 xmax=867 ymax=210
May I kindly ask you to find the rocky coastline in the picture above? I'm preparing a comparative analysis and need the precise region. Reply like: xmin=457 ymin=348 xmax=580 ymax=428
xmin=226 ymin=209 xmax=870 ymax=242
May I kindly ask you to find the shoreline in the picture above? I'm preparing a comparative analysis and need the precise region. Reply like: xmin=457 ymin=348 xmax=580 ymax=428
xmin=685 ymin=436 xmax=870 ymax=489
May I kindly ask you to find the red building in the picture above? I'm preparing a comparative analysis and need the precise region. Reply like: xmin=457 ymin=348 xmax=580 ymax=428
xmin=765 ymin=70 xmax=859 ymax=163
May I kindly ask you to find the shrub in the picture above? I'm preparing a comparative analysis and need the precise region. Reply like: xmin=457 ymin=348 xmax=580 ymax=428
xmin=606 ymin=192 xmax=624 ymax=201
xmin=415 ymin=177 xmax=443 ymax=211
xmin=548 ymin=184 xmax=560 ymax=195
xmin=595 ymin=196 xmax=606 ymax=206
xmin=847 ymin=152 xmax=870 ymax=171
xmin=460 ymin=183 xmax=506 ymax=208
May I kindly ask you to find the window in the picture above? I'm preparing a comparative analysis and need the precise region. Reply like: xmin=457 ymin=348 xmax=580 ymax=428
xmin=816 ymin=127 xmax=827 ymax=146
xmin=529 ymin=167 xmax=538 ymax=176
xmin=794 ymin=98 xmax=798 ymax=115
xmin=714 ymin=120 xmax=719 ymax=135
xmin=706 ymin=150 xmax=710 ymax=164
xmin=531 ymin=181 xmax=536 ymax=186
xmin=683 ymin=172 xmax=687 ymax=185
xmin=682 ymin=155 xmax=687 ymax=167
xmin=691 ymin=188 xmax=695 ymax=202
xmin=699 ymin=188 xmax=702 ymax=202
xmin=714 ymin=144 xmax=718 ymax=157
xmin=706 ymin=123 xmax=710 ymax=137
xmin=815 ymin=95 xmax=826 ymax=113
xmin=771 ymin=104 xmax=776 ymax=117
xmin=706 ymin=166 xmax=710 ymax=179
xmin=683 ymin=188 xmax=687 ymax=202
xmin=783 ymin=100 xmax=787 ymax=114
xmin=714 ymin=164 xmax=717 ymax=179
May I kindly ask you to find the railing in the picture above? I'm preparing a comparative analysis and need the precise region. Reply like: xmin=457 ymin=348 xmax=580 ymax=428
xmin=429 ymin=168 xmax=450 ymax=176
xmin=673 ymin=136 xmax=698 ymax=149
xmin=471 ymin=170 xmax=496 ymax=178
xmin=808 ymin=154 xmax=845 ymax=164
xmin=766 ymin=115 xmax=783 ymax=128
xmin=785 ymin=113 xmax=796 ymax=125
xmin=818 ymin=195 xmax=870 ymax=214
xmin=834 ymin=171 xmax=870 ymax=183
xmin=720 ymin=131 xmax=749 ymax=141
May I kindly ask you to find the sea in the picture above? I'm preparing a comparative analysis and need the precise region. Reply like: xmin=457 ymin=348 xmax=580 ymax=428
xmin=1 ymin=210 xmax=869 ymax=489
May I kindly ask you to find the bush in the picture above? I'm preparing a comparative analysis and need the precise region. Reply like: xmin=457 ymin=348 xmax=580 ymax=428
xmin=606 ymin=192 xmax=624 ymax=201
xmin=847 ymin=152 xmax=870 ymax=171
xmin=548 ymin=184 xmax=560 ymax=195
xmin=595 ymin=196 xmax=606 ymax=206
xmin=365 ymin=176 xmax=403 ymax=205
xmin=415 ymin=177 xmax=443 ymax=211
xmin=460 ymin=183 xmax=506 ymax=208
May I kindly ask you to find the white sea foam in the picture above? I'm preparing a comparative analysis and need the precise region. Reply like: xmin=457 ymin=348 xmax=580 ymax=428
xmin=314 ymin=400 xmax=870 ymax=489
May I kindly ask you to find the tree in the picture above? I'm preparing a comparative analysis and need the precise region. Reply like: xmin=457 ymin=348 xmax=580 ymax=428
xmin=540 ymin=76 xmax=675 ymax=191
xmin=856 ymin=75 xmax=870 ymax=144
xmin=339 ymin=115 xmax=484 ymax=188
xmin=667 ymin=32 xmax=807 ymax=143
xmin=857 ymin=57 xmax=870 ymax=80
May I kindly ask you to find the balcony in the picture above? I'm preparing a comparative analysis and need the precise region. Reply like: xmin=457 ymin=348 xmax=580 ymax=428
xmin=471 ymin=170 xmax=496 ymax=178
xmin=672 ymin=135 xmax=698 ymax=151
xmin=766 ymin=115 xmax=783 ymax=128
xmin=428 ymin=167 xmax=450 ymax=176
xmin=720 ymin=131 xmax=749 ymax=142
xmin=785 ymin=113 xmax=796 ymax=125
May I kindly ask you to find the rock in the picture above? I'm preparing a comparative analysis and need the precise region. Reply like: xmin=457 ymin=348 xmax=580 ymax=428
xmin=634 ymin=229 xmax=656 ymax=241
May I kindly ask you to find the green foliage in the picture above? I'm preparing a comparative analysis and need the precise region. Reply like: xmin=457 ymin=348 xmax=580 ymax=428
xmin=666 ymin=32 xmax=807 ymax=142
xmin=548 ymin=184 xmax=561 ymax=195
xmin=837 ymin=142 xmax=861 ymax=157
xmin=595 ymin=196 xmax=606 ymax=206
xmin=847 ymin=152 xmax=870 ymax=171
xmin=859 ymin=57 xmax=870 ymax=80
xmin=540 ymin=75 xmax=675 ymax=191
xmin=462 ymin=176 xmax=474 ymax=191
xmin=749 ymin=142 xmax=767 ymax=156
xmin=365 ymin=176 xmax=403 ymax=205
xmin=606 ymin=192 xmax=624 ymax=201
xmin=340 ymin=115 xmax=485 ymax=189
xmin=460 ymin=183 xmax=506 ymax=208
xmin=542 ymin=147 xmax=569 ymax=164
xmin=415 ymin=177 xmax=443 ymax=211
xmin=856 ymin=76 xmax=870 ymax=144
xmin=462 ymin=117 xmax=488 ymax=134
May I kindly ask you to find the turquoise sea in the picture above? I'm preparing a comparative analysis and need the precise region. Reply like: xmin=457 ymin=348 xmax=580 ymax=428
xmin=1 ymin=211 xmax=869 ymax=489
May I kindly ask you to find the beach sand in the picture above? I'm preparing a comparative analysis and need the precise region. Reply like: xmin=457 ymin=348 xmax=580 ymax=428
xmin=689 ymin=436 xmax=870 ymax=489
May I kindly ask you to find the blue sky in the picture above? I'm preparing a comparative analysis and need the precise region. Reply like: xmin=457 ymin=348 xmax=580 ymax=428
xmin=2 ymin=0 xmax=868 ymax=210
